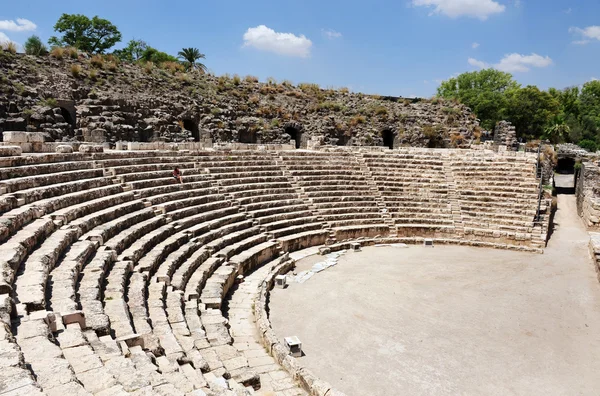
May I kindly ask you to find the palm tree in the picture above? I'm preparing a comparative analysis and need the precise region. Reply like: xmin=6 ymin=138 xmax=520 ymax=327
xmin=177 ymin=47 xmax=207 ymax=73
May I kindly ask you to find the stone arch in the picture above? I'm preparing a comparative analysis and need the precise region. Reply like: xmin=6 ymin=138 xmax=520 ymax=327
xmin=60 ymin=107 xmax=75 ymax=127
xmin=183 ymin=119 xmax=199 ymax=141
xmin=239 ymin=130 xmax=257 ymax=144
xmin=382 ymin=129 xmax=394 ymax=149
xmin=284 ymin=122 xmax=304 ymax=149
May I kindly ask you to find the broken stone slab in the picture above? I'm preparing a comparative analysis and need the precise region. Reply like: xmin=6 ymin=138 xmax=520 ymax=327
xmin=61 ymin=311 xmax=85 ymax=328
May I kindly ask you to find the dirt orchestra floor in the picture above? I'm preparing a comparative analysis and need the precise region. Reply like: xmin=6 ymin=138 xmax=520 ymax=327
xmin=269 ymin=195 xmax=600 ymax=396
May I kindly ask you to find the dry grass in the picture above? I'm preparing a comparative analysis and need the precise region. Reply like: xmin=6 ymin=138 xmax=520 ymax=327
xmin=70 ymin=64 xmax=82 ymax=78
xmin=144 ymin=62 xmax=154 ymax=74
xmin=90 ymin=55 xmax=104 ymax=69
xmin=2 ymin=42 xmax=17 ymax=54
xmin=65 ymin=47 xmax=78 ymax=59
xmin=50 ymin=47 xmax=65 ymax=60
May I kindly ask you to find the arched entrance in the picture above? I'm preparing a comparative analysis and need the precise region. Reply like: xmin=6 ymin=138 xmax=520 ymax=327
xmin=554 ymin=157 xmax=576 ymax=194
xmin=239 ymin=130 xmax=257 ymax=144
xmin=183 ymin=119 xmax=199 ymax=141
xmin=285 ymin=126 xmax=302 ymax=149
xmin=382 ymin=129 xmax=394 ymax=149
xmin=60 ymin=107 xmax=75 ymax=127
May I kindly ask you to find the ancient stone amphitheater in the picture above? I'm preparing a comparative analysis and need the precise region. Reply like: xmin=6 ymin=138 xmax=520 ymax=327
xmin=0 ymin=144 xmax=551 ymax=396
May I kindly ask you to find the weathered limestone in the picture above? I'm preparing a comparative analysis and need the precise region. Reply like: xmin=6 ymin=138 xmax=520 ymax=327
xmin=0 ymin=148 xmax=545 ymax=395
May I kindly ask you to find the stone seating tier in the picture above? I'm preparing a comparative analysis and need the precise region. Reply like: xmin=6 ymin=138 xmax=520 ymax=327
xmin=0 ymin=148 xmax=544 ymax=395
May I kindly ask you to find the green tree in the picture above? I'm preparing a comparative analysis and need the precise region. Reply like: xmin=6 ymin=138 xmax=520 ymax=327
xmin=113 ymin=39 xmax=149 ymax=62
xmin=437 ymin=69 xmax=520 ymax=130
xmin=48 ymin=14 xmax=122 ymax=53
xmin=140 ymin=47 xmax=178 ymax=64
xmin=24 ymin=35 xmax=48 ymax=56
xmin=177 ymin=47 xmax=207 ymax=72
xmin=579 ymin=80 xmax=600 ymax=135
xmin=504 ymin=86 xmax=560 ymax=139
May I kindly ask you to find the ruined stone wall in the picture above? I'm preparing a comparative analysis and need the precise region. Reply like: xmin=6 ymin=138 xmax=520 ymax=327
xmin=0 ymin=52 xmax=480 ymax=148
xmin=576 ymin=161 xmax=600 ymax=229
xmin=493 ymin=120 xmax=517 ymax=149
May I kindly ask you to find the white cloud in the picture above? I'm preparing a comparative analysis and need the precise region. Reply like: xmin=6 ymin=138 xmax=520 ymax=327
xmin=322 ymin=29 xmax=342 ymax=39
xmin=243 ymin=25 xmax=312 ymax=58
xmin=0 ymin=18 xmax=36 ymax=32
xmin=472 ymin=42 xmax=480 ymax=49
xmin=0 ymin=32 xmax=10 ymax=43
xmin=411 ymin=0 xmax=506 ymax=20
xmin=468 ymin=57 xmax=489 ymax=68
xmin=570 ymin=26 xmax=600 ymax=45
xmin=564 ymin=8 xmax=572 ymax=14
xmin=495 ymin=53 xmax=552 ymax=72
xmin=468 ymin=53 xmax=552 ymax=72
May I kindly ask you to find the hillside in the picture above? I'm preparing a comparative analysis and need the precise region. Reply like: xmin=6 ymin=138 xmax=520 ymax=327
xmin=0 ymin=50 xmax=481 ymax=148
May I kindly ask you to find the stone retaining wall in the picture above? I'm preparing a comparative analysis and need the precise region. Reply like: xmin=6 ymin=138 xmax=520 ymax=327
xmin=255 ymin=256 xmax=346 ymax=396
xmin=577 ymin=162 xmax=600 ymax=229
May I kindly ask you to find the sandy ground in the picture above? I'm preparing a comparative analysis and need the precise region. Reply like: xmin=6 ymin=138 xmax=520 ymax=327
xmin=269 ymin=195 xmax=600 ymax=396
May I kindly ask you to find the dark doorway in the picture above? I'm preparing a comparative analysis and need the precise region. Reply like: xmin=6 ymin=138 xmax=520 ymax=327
xmin=337 ymin=134 xmax=350 ymax=146
xmin=60 ymin=107 xmax=75 ymax=127
xmin=183 ymin=119 xmax=199 ymax=141
xmin=382 ymin=129 xmax=394 ymax=149
xmin=239 ymin=130 xmax=257 ymax=144
xmin=554 ymin=157 xmax=576 ymax=194
xmin=139 ymin=128 xmax=153 ymax=142
xmin=556 ymin=158 xmax=575 ymax=174
xmin=285 ymin=126 xmax=302 ymax=149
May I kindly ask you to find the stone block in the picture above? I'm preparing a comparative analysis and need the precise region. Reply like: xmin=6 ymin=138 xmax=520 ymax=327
xmin=0 ymin=146 xmax=22 ymax=157
xmin=56 ymin=145 xmax=74 ymax=154
xmin=62 ymin=311 xmax=85 ymax=328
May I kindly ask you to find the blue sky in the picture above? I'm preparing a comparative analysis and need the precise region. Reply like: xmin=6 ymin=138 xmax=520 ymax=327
xmin=1 ymin=0 xmax=599 ymax=97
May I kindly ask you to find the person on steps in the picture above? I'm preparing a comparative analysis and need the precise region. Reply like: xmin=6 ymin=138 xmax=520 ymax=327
xmin=173 ymin=167 xmax=183 ymax=184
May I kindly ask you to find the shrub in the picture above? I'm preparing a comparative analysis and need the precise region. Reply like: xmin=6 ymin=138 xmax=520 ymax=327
xmin=271 ymin=119 xmax=281 ymax=127
xmin=90 ymin=55 xmax=104 ymax=68
xmin=233 ymin=74 xmax=241 ymax=85
xmin=245 ymin=75 xmax=258 ymax=83
xmin=318 ymin=102 xmax=344 ymax=112
xmin=70 ymin=64 xmax=82 ymax=77
xmin=211 ymin=108 xmax=221 ymax=116
xmin=249 ymin=95 xmax=260 ymax=104
xmin=42 ymin=97 xmax=58 ymax=107
xmin=24 ymin=35 xmax=48 ymax=56
xmin=442 ymin=107 xmax=460 ymax=115
xmin=349 ymin=115 xmax=367 ymax=127
xmin=176 ymin=73 xmax=191 ymax=83
xmin=89 ymin=69 xmax=98 ymax=79
xmin=339 ymin=87 xmax=350 ymax=94
xmin=374 ymin=106 xmax=388 ymax=116
xmin=298 ymin=82 xmax=320 ymax=95
xmin=50 ymin=47 xmax=65 ymax=60
xmin=578 ymin=139 xmax=597 ymax=152
xmin=162 ymin=61 xmax=184 ymax=74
